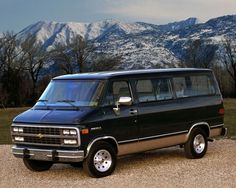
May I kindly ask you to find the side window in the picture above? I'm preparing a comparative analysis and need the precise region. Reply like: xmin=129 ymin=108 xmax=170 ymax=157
xmin=155 ymin=78 xmax=173 ymax=100
xmin=112 ymin=81 xmax=131 ymax=102
xmin=136 ymin=80 xmax=156 ymax=102
xmin=135 ymin=78 xmax=173 ymax=102
xmin=102 ymin=81 xmax=131 ymax=106
xmin=190 ymin=75 xmax=215 ymax=96
xmin=173 ymin=77 xmax=188 ymax=98
xmin=173 ymin=75 xmax=216 ymax=98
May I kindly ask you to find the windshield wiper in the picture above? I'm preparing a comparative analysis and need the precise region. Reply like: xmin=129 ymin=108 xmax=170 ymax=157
xmin=56 ymin=100 xmax=80 ymax=110
xmin=38 ymin=99 xmax=48 ymax=102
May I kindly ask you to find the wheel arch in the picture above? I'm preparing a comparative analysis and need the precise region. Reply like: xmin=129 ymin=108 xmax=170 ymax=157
xmin=187 ymin=122 xmax=210 ymax=139
xmin=85 ymin=136 xmax=118 ymax=158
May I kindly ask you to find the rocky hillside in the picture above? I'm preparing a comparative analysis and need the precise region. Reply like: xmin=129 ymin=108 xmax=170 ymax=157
xmin=16 ymin=15 xmax=236 ymax=69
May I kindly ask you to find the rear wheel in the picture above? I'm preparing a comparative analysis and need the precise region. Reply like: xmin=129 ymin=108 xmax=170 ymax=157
xmin=83 ymin=141 xmax=117 ymax=178
xmin=184 ymin=127 xmax=208 ymax=159
xmin=23 ymin=158 xmax=53 ymax=171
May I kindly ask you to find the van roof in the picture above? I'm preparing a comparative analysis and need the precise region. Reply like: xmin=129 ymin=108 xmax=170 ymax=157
xmin=53 ymin=68 xmax=212 ymax=80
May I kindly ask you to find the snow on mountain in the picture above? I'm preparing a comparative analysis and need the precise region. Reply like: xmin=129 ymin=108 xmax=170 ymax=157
xmin=17 ymin=19 xmax=150 ymax=48
xmin=16 ymin=15 xmax=236 ymax=69
xmin=162 ymin=15 xmax=236 ymax=59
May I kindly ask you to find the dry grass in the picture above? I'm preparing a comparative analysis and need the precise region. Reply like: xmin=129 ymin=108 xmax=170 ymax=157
xmin=0 ymin=107 xmax=29 ymax=144
xmin=224 ymin=98 xmax=236 ymax=138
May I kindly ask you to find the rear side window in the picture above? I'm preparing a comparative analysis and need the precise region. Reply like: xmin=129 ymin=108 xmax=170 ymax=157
xmin=155 ymin=79 xmax=173 ymax=100
xmin=190 ymin=75 xmax=215 ymax=96
xmin=173 ymin=75 xmax=215 ymax=98
xmin=135 ymin=78 xmax=173 ymax=102
xmin=173 ymin=77 xmax=188 ymax=98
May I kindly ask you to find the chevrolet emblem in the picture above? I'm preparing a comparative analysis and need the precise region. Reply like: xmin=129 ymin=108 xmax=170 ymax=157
xmin=37 ymin=133 xmax=44 ymax=139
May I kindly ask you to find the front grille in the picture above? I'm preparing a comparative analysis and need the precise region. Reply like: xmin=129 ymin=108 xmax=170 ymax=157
xmin=11 ymin=125 xmax=80 ymax=147
xmin=23 ymin=127 xmax=60 ymax=135
xmin=24 ymin=136 xmax=61 ymax=145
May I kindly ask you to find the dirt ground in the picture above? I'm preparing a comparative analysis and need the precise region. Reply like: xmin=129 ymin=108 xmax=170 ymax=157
xmin=0 ymin=139 xmax=235 ymax=188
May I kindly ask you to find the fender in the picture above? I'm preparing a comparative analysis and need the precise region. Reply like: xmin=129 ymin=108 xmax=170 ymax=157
xmin=186 ymin=122 xmax=210 ymax=141
xmin=85 ymin=136 xmax=119 ymax=158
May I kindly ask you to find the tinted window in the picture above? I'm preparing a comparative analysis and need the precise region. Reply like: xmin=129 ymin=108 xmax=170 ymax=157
xmin=136 ymin=80 xmax=156 ymax=102
xmin=173 ymin=75 xmax=215 ymax=98
xmin=155 ymin=79 xmax=173 ymax=100
xmin=190 ymin=75 xmax=215 ymax=96
xmin=136 ymin=78 xmax=173 ymax=102
xmin=37 ymin=80 xmax=104 ymax=107
xmin=113 ymin=81 xmax=131 ymax=101
xmin=102 ymin=81 xmax=131 ymax=106
xmin=173 ymin=77 xmax=188 ymax=98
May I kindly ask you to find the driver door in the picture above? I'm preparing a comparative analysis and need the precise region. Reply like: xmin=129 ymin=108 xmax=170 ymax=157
xmin=101 ymin=80 xmax=139 ymax=142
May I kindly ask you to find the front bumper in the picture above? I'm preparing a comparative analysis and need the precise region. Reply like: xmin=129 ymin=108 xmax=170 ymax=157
xmin=12 ymin=146 xmax=85 ymax=162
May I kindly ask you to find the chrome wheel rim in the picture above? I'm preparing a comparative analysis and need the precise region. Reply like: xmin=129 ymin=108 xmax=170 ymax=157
xmin=193 ymin=134 xmax=205 ymax=154
xmin=93 ymin=149 xmax=112 ymax=172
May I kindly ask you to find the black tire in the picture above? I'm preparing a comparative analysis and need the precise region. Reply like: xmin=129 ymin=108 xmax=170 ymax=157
xmin=70 ymin=162 xmax=83 ymax=168
xmin=23 ymin=158 xmax=53 ymax=171
xmin=184 ymin=127 xmax=208 ymax=159
xmin=83 ymin=141 xmax=117 ymax=178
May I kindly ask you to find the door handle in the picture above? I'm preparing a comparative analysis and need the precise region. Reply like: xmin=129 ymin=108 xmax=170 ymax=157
xmin=129 ymin=109 xmax=138 ymax=115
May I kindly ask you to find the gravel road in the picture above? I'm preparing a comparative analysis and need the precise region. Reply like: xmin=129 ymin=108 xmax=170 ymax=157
xmin=0 ymin=139 xmax=235 ymax=188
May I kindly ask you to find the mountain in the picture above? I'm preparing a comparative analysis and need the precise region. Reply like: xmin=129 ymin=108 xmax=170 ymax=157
xmin=16 ymin=15 xmax=236 ymax=69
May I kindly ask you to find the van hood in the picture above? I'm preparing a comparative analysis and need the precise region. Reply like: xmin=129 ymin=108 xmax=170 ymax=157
xmin=13 ymin=108 xmax=94 ymax=125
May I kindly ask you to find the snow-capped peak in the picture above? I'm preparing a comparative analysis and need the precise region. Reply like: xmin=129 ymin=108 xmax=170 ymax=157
xmin=17 ymin=17 xmax=199 ymax=49
xmin=14 ymin=15 xmax=236 ymax=70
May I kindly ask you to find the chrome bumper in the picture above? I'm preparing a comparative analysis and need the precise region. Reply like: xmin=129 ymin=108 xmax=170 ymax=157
xmin=12 ymin=146 xmax=84 ymax=162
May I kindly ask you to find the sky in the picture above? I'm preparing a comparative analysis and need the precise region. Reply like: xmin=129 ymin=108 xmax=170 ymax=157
xmin=0 ymin=0 xmax=236 ymax=33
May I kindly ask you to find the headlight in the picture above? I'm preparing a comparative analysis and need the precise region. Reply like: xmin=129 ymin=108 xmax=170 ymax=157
xmin=18 ymin=128 xmax=23 ymax=133
xmin=13 ymin=127 xmax=19 ymax=132
xmin=14 ymin=136 xmax=24 ymax=141
xmin=63 ymin=130 xmax=70 ymax=135
xmin=13 ymin=127 xmax=23 ymax=133
xmin=62 ymin=129 xmax=77 ymax=135
xmin=70 ymin=130 xmax=77 ymax=135
xmin=63 ymin=139 xmax=77 ymax=145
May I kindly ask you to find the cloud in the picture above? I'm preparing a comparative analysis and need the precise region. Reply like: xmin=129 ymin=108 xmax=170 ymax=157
xmin=101 ymin=0 xmax=236 ymax=23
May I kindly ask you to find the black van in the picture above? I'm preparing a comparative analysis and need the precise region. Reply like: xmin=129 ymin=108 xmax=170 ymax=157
xmin=11 ymin=68 xmax=227 ymax=177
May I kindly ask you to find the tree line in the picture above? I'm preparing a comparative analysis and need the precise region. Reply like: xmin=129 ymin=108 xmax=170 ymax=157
xmin=0 ymin=32 xmax=121 ymax=107
xmin=0 ymin=32 xmax=236 ymax=107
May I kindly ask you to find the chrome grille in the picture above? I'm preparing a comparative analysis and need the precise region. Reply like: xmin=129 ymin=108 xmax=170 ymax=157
xmin=24 ymin=136 xmax=61 ymax=145
xmin=23 ymin=127 xmax=60 ymax=135
xmin=11 ymin=124 xmax=80 ymax=147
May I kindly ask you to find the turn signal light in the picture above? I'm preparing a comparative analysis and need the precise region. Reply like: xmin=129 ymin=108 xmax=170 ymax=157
xmin=81 ymin=128 xmax=89 ymax=135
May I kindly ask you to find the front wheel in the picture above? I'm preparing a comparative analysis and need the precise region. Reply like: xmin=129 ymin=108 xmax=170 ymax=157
xmin=83 ymin=141 xmax=117 ymax=178
xmin=23 ymin=158 xmax=53 ymax=171
xmin=184 ymin=127 xmax=208 ymax=159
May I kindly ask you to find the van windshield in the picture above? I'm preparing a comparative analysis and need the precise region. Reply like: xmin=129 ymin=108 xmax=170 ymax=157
xmin=36 ymin=80 xmax=105 ymax=108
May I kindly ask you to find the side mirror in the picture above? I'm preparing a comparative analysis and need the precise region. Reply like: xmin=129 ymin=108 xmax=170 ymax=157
xmin=118 ymin=96 xmax=132 ymax=106
xmin=113 ymin=97 xmax=132 ymax=115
